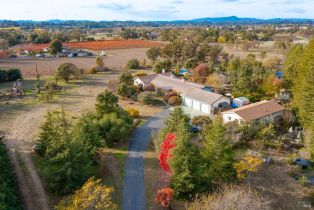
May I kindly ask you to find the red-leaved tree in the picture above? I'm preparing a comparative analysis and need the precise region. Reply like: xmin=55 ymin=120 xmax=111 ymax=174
xmin=159 ymin=133 xmax=176 ymax=173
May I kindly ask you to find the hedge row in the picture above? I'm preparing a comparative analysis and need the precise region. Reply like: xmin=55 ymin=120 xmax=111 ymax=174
xmin=0 ymin=137 xmax=22 ymax=210
xmin=0 ymin=69 xmax=22 ymax=83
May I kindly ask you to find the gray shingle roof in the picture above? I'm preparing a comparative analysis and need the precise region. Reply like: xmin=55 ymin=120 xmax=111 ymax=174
xmin=151 ymin=74 xmax=226 ymax=105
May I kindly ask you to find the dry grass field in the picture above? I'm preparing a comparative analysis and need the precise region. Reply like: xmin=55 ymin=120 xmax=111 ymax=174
xmin=0 ymin=48 xmax=149 ymax=77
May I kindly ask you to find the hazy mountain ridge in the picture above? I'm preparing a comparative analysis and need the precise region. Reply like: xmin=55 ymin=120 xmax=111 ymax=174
xmin=0 ymin=16 xmax=313 ymax=28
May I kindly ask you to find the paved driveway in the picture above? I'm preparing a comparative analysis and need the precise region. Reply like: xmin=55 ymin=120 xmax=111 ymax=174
xmin=122 ymin=108 xmax=170 ymax=210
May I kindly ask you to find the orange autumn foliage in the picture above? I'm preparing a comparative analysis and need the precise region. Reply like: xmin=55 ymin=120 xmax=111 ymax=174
xmin=155 ymin=188 xmax=174 ymax=208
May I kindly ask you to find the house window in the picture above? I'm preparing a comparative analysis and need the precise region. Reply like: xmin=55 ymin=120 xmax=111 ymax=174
xmin=228 ymin=116 xmax=232 ymax=121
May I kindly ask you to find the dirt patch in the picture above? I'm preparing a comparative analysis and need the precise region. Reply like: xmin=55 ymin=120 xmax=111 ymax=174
xmin=250 ymin=151 xmax=310 ymax=210
xmin=0 ymin=48 xmax=150 ymax=77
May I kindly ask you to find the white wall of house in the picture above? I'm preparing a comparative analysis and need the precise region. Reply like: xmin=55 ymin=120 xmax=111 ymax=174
xmin=134 ymin=78 xmax=145 ymax=87
xmin=222 ymin=113 xmax=243 ymax=124
xmin=183 ymin=97 xmax=193 ymax=107
xmin=201 ymin=103 xmax=210 ymax=114
xmin=192 ymin=100 xmax=201 ymax=110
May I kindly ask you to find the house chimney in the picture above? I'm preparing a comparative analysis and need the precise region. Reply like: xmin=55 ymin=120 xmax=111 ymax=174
xmin=181 ymin=77 xmax=185 ymax=82
xmin=162 ymin=69 xmax=165 ymax=74
xmin=170 ymin=74 xmax=173 ymax=78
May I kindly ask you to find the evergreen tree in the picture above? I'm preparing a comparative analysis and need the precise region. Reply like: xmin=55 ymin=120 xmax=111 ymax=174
xmin=95 ymin=90 xmax=119 ymax=117
xmin=282 ymin=44 xmax=303 ymax=89
xmin=169 ymin=121 xmax=201 ymax=199
xmin=292 ymin=40 xmax=314 ymax=129
xmin=200 ymin=118 xmax=235 ymax=191
xmin=37 ymin=109 xmax=96 ymax=194
xmin=154 ymin=107 xmax=190 ymax=153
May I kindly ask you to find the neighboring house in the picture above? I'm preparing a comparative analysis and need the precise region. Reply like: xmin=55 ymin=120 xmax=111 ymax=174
xmin=134 ymin=73 xmax=230 ymax=115
xmin=134 ymin=74 xmax=157 ymax=88
xmin=222 ymin=100 xmax=285 ymax=124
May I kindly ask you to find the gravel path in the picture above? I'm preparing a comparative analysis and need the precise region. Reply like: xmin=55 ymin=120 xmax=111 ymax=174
xmin=122 ymin=109 xmax=169 ymax=210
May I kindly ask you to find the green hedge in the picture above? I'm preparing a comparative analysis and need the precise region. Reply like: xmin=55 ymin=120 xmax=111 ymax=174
xmin=0 ymin=137 xmax=22 ymax=210
xmin=0 ymin=68 xmax=22 ymax=83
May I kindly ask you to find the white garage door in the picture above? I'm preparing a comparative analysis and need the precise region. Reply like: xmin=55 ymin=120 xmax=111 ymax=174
xmin=192 ymin=100 xmax=201 ymax=111
xmin=184 ymin=97 xmax=193 ymax=107
xmin=201 ymin=104 xmax=210 ymax=114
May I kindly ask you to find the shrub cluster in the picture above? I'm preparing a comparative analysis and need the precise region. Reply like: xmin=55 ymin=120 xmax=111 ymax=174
xmin=138 ymin=92 xmax=160 ymax=105
xmin=36 ymin=91 xmax=132 ymax=195
xmin=127 ymin=58 xmax=140 ymax=69
xmin=164 ymin=90 xmax=181 ymax=106
xmin=126 ymin=108 xmax=140 ymax=118
xmin=0 ymin=68 xmax=22 ymax=82
xmin=0 ymin=137 xmax=22 ymax=209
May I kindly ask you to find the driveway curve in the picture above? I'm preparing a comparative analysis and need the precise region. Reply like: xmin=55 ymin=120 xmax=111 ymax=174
xmin=122 ymin=108 xmax=169 ymax=210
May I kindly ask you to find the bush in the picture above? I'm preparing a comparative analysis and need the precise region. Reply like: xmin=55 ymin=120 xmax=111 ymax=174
xmin=7 ymin=68 xmax=22 ymax=81
xmin=56 ymin=177 xmax=117 ymax=210
xmin=184 ymin=58 xmax=198 ymax=69
xmin=257 ymin=124 xmax=276 ymax=141
xmin=0 ymin=69 xmax=7 ymax=82
xmin=168 ymin=95 xmax=181 ymax=106
xmin=138 ymin=92 xmax=159 ymax=105
xmin=39 ymin=80 xmax=57 ymax=102
xmin=192 ymin=115 xmax=212 ymax=128
xmin=87 ymin=67 xmax=97 ymax=74
xmin=56 ymin=63 xmax=80 ymax=82
xmin=134 ymin=71 xmax=147 ymax=77
xmin=153 ymin=60 xmax=172 ymax=73
xmin=95 ymin=90 xmax=119 ymax=116
xmin=126 ymin=108 xmax=140 ymax=118
xmin=107 ymin=79 xmax=119 ymax=93
xmin=127 ymin=58 xmax=140 ymax=69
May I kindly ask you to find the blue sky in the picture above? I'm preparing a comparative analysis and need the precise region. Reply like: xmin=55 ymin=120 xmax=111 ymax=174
xmin=1 ymin=0 xmax=313 ymax=21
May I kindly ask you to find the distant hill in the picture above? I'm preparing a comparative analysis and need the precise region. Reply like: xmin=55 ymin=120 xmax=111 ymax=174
xmin=0 ymin=16 xmax=313 ymax=28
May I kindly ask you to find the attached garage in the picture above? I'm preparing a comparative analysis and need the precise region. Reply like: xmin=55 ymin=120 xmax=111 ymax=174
xmin=201 ymin=104 xmax=210 ymax=114
xmin=184 ymin=97 xmax=193 ymax=107
xmin=192 ymin=100 xmax=201 ymax=111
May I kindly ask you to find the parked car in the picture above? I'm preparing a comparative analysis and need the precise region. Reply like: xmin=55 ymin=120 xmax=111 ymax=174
xmin=9 ymin=54 xmax=17 ymax=58
xmin=68 ymin=53 xmax=77 ymax=58
xmin=36 ymin=53 xmax=45 ymax=58
xmin=191 ymin=126 xmax=200 ymax=133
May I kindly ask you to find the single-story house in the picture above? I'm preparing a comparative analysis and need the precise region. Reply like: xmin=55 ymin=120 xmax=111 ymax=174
xmin=222 ymin=100 xmax=285 ymax=124
xmin=134 ymin=73 xmax=230 ymax=115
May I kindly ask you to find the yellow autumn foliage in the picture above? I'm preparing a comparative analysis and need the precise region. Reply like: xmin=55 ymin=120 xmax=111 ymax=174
xmin=233 ymin=155 xmax=263 ymax=179
xmin=56 ymin=177 xmax=117 ymax=210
